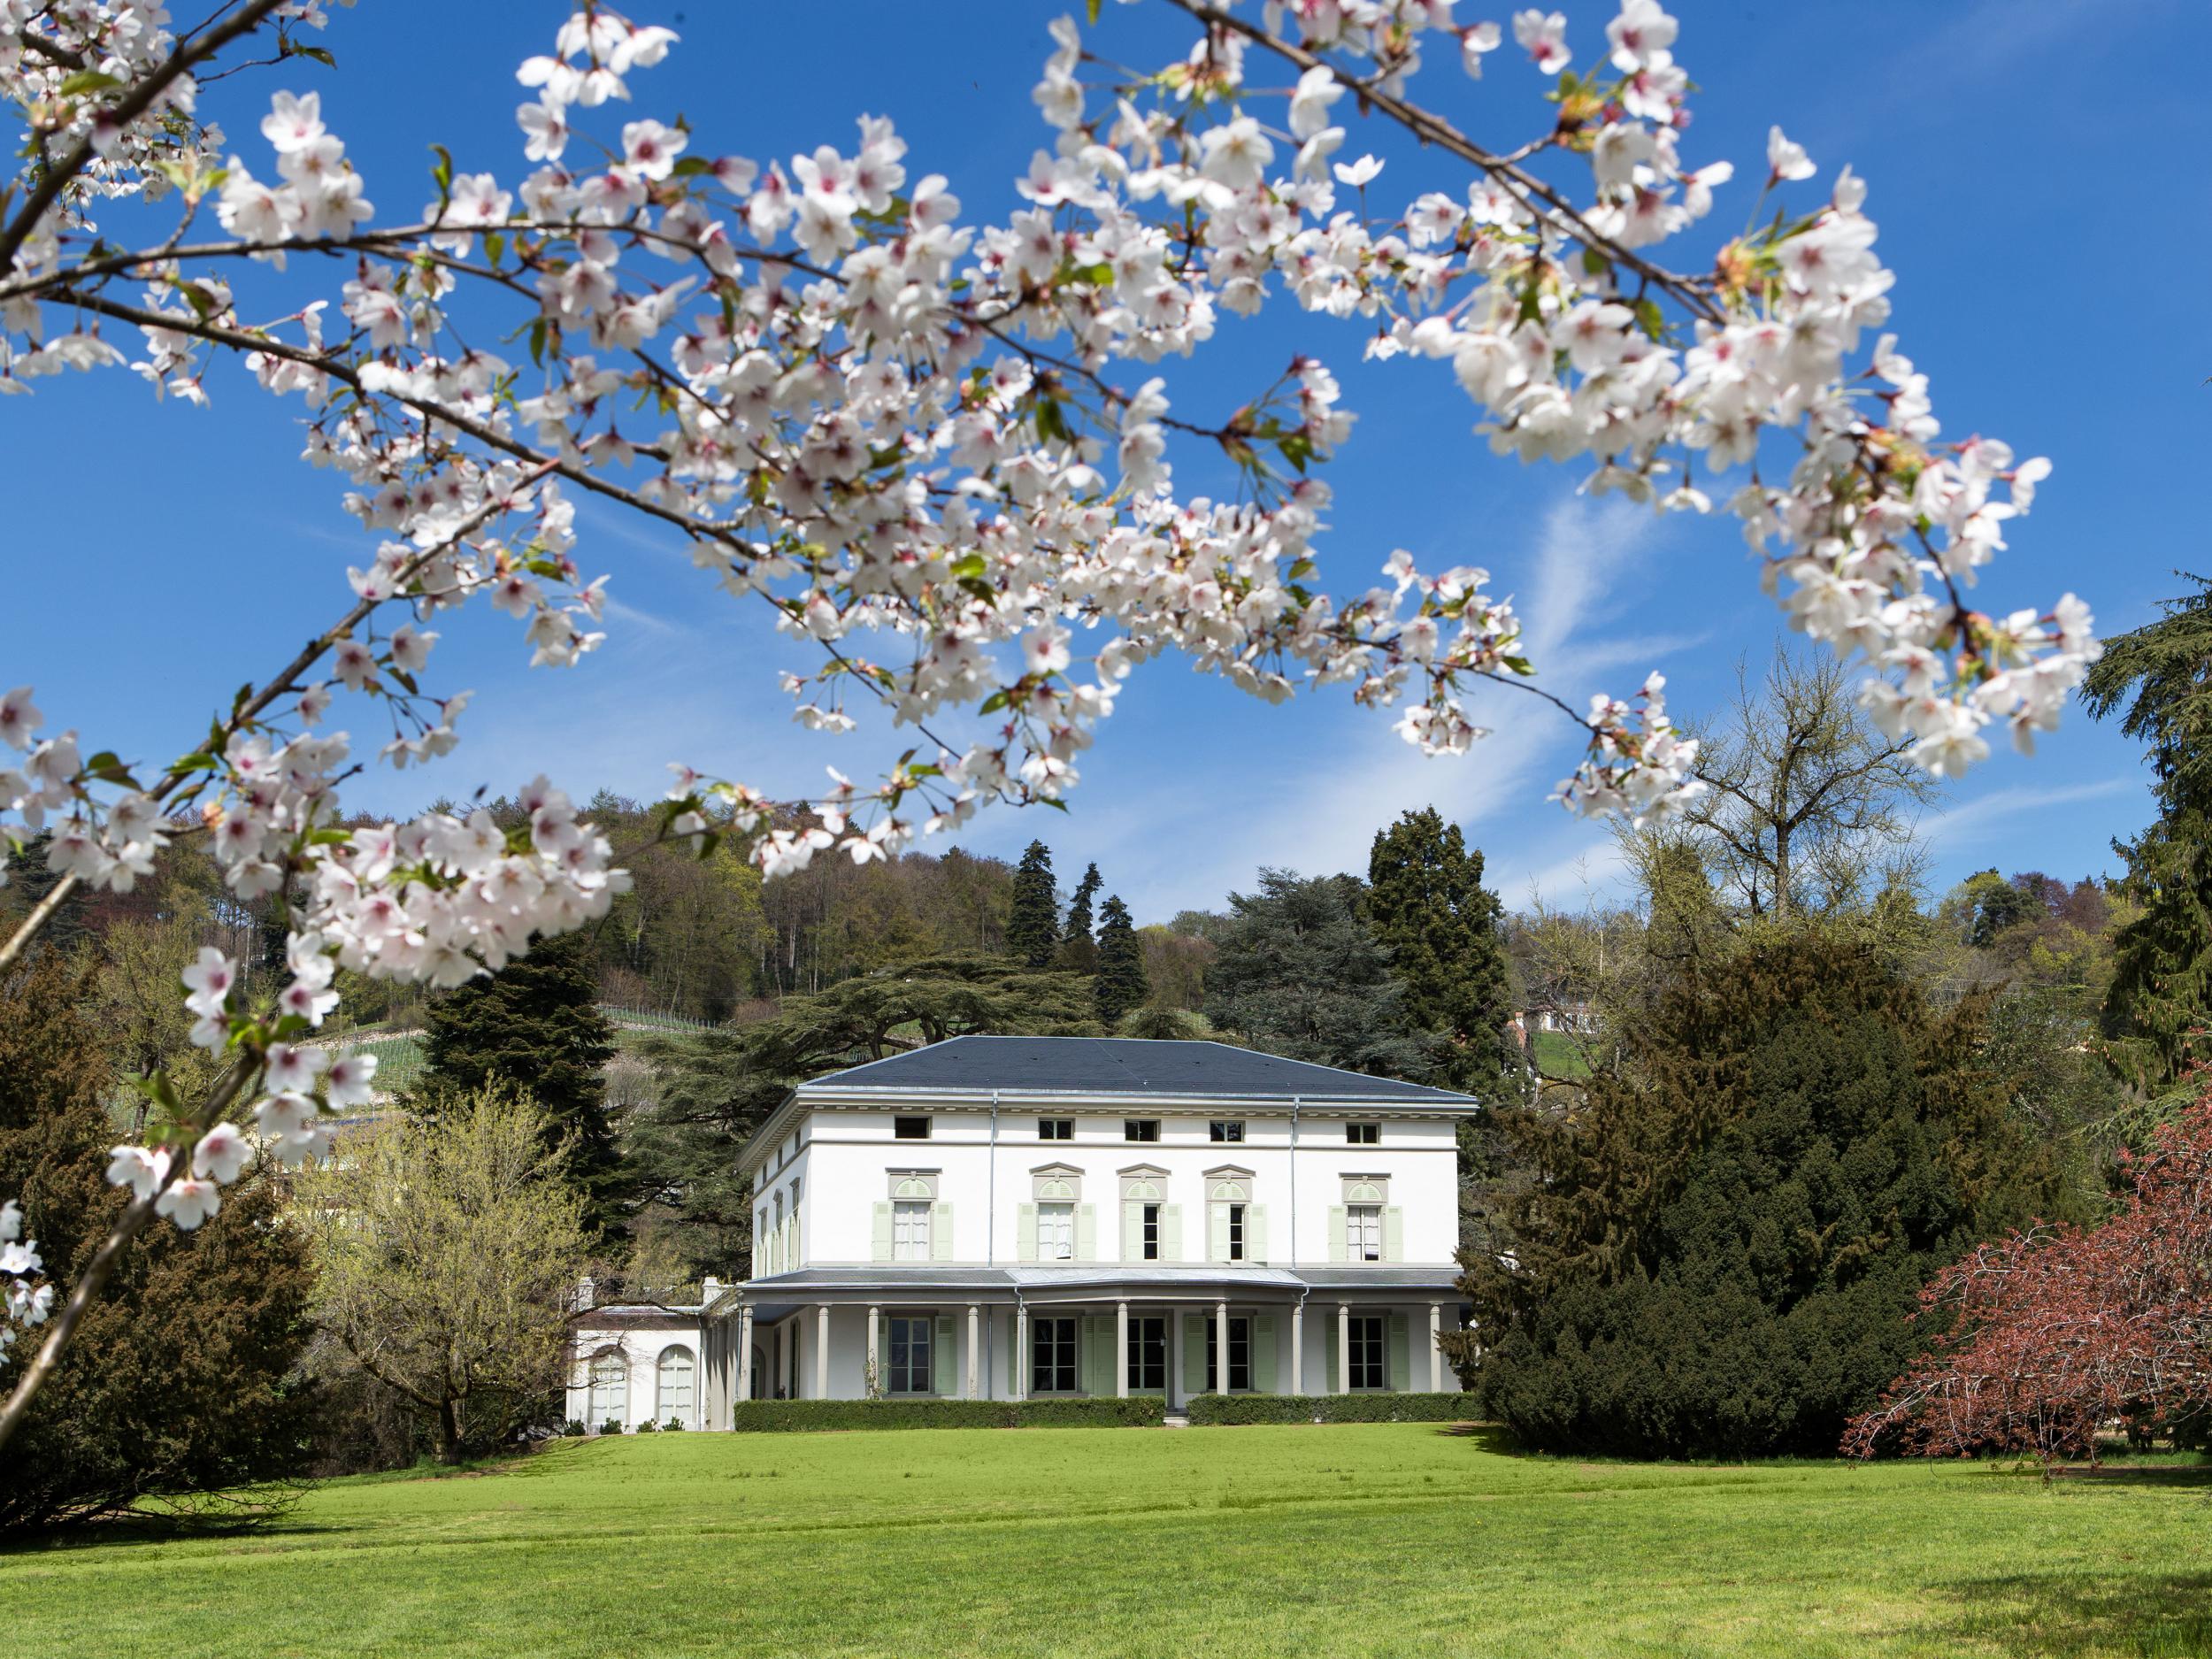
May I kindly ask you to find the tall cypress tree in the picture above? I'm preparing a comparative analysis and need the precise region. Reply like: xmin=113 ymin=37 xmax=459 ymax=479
xmin=1367 ymin=808 xmax=1517 ymax=1098
xmin=1060 ymin=861 xmax=1102 ymax=972
xmin=2084 ymin=575 xmax=2212 ymax=1094
xmin=418 ymin=928 xmax=622 ymax=1231
xmin=1007 ymin=840 xmax=1059 ymax=969
xmin=1094 ymin=895 xmax=1149 ymax=1025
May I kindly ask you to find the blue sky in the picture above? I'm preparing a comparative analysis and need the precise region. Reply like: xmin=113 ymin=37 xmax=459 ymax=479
xmin=4 ymin=0 xmax=2202 ymax=922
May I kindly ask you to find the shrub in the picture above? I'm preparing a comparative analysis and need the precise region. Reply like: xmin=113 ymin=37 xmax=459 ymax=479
xmin=564 ymin=1419 xmax=588 ymax=1437
xmin=635 ymin=1418 xmax=657 ymax=1433
xmin=599 ymin=1418 xmax=625 ymax=1436
xmin=1185 ymin=1392 xmax=1474 ymax=1426
xmin=663 ymin=1417 xmax=685 ymax=1432
xmin=726 ymin=1396 xmax=1162 ymax=1432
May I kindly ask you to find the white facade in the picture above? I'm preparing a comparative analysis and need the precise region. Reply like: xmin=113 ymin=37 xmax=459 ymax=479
xmin=574 ymin=1037 xmax=1478 ymax=1426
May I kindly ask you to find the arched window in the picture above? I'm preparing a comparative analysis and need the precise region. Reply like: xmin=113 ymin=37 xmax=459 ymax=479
xmin=1125 ymin=1180 xmax=1160 ymax=1202
xmin=588 ymin=1352 xmax=628 ymax=1423
xmin=1210 ymin=1179 xmax=1248 ymax=1202
xmin=1346 ymin=1181 xmax=1384 ymax=1205
xmin=893 ymin=1176 xmax=933 ymax=1200
xmin=657 ymin=1347 xmax=695 ymax=1420
xmin=1037 ymin=1178 xmax=1074 ymax=1202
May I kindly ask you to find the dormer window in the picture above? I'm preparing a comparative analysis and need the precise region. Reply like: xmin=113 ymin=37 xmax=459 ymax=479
xmin=1209 ymin=1120 xmax=1245 ymax=1142
xmin=1124 ymin=1118 xmax=1160 ymax=1142
xmin=894 ymin=1116 xmax=932 ymax=1141
xmin=1346 ymin=1122 xmax=1379 ymax=1145
xmin=1038 ymin=1118 xmax=1073 ymax=1141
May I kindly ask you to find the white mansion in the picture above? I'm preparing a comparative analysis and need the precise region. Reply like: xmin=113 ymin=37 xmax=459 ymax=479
xmin=568 ymin=1036 xmax=1476 ymax=1428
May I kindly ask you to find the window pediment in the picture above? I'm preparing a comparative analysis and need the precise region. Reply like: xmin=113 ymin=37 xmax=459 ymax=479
xmin=1117 ymin=1164 xmax=1168 ymax=1180
xmin=1202 ymin=1164 xmax=1255 ymax=1181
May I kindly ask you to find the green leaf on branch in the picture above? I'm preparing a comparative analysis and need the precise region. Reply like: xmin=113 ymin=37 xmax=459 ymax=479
xmin=428 ymin=143 xmax=454 ymax=218
xmin=57 ymin=70 xmax=123 ymax=97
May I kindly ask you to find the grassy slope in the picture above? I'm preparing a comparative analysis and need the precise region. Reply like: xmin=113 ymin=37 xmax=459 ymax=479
xmin=6 ymin=1425 xmax=2209 ymax=1659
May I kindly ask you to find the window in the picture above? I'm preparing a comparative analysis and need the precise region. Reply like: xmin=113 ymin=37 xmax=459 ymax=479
xmin=587 ymin=1353 xmax=627 ymax=1423
xmin=1348 ymin=1203 xmax=1383 ymax=1263
xmin=1032 ymin=1316 xmax=1079 ymax=1394
xmin=1037 ymin=1201 xmax=1075 ymax=1261
xmin=1209 ymin=1119 xmax=1245 ymax=1143
xmin=1227 ymin=1202 xmax=1246 ymax=1263
xmin=1038 ymin=1118 xmax=1073 ymax=1141
xmin=1204 ymin=1316 xmax=1253 ymax=1392
xmin=1348 ymin=1314 xmax=1386 ymax=1390
xmin=1127 ymin=1315 xmax=1167 ymax=1391
xmin=894 ymin=1116 xmax=932 ymax=1140
xmin=893 ymin=1199 xmax=932 ymax=1262
xmin=1141 ymin=1202 xmax=1161 ymax=1262
xmin=887 ymin=1316 xmax=933 ymax=1394
xmin=1124 ymin=1118 xmax=1160 ymax=1142
xmin=657 ymin=1347 xmax=695 ymax=1418
xmin=1346 ymin=1122 xmax=1379 ymax=1145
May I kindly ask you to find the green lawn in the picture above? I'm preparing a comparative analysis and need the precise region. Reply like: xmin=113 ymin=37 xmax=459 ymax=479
xmin=6 ymin=1425 xmax=2208 ymax=1658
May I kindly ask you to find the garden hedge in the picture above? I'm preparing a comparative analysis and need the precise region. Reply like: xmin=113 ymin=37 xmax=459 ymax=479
xmin=724 ymin=1396 xmax=1164 ymax=1432
xmin=1185 ymin=1392 xmax=1475 ymax=1425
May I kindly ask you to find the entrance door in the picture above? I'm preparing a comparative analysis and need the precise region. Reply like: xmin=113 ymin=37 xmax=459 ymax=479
xmin=1126 ymin=1315 xmax=1167 ymax=1393
xmin=1032 ymin=1316 xmax=1079 ymax=1394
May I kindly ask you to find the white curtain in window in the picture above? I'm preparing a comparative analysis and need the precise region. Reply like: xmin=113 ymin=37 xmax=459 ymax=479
xmin=588 ymin=1354 xmax=628 ymax=1421
xmin=1037 ymin=1202 xmax=1074 ymax=1260
xmin=893 ymin=1200 xmax=931 ymax=1261
xmin=657 ymin=1347 xmax=695 ymax=1418
xmin=1348 ymin=1204 xmax=1382 ymax=1262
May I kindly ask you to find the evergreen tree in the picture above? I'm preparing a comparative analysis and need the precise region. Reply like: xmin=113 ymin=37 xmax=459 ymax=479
xmin=417 ymin=929 xmax=621 ymax=1232
xmin=1007 ymin=840 xmax=1060 ymax=969
xmin=2083 ymin=574 xmax=2212 ymax=1095
xmin=1094 ymin=895 xmax=1148 ymax=1025
xmin=1060 ymin=862 xmax=1102 ymax=972
xmin=0 ymin=953 xmax=316 ymax=1533
xmin=1452 ymin=930 xmax=2068 ymax=1458
xmin=1367 ymin=808 xmax=1517 ymax=1097
xmin=1203 ymin=869 xmax=1437 ymax=1079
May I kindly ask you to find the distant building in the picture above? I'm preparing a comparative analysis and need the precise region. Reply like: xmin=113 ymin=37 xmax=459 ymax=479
xmin=567 ymin=1036 xmax=1476 ymax=1425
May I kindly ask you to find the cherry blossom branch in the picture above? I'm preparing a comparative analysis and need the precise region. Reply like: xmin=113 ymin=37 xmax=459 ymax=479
xmin=0 ymin=0 xmax=288 ymax=278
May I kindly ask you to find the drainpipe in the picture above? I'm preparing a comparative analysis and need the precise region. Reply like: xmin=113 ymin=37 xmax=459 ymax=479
xmin=987 ymin=1089 xmax=1000 ymax=1265
xmin=1288 ymin=1095 xmax=1301 ymax=1269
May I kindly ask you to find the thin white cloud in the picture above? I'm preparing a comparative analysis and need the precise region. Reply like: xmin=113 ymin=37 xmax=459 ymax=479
xmin=1919 ymin=774 xmax=2144 ymax=854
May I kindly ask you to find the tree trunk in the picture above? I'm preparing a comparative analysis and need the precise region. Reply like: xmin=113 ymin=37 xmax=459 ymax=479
xmin=436 ymin=1397 xmax=464 ymax=1464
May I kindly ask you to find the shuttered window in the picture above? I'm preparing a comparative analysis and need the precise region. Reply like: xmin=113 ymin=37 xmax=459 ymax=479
xmin=657 ymin=1347 xmax=695 ymax=1418
xmin=1142 ymin=1202 xmax=1160 ymax=1261
xmin=1032 ymin=1316 xmax=1079 ymax=1394
xmin=893 ymin=1200 xmax=931 ymax=1261
xmin=1347 ymin=1203 xmax=1383 ymax=1263
xmin=1126 ymin=1316 xmax=1167 ymax=1392
xmin=1348 ymin=1315 xmax=1386 ymax=1390
xmin=588 ymin=1354 xmax=627 ymax=1423
xmin=1037 ymin=1202 xmax=1075 ymax=1261
xmin=887 ymin=1316 xmax=933 ymax=1394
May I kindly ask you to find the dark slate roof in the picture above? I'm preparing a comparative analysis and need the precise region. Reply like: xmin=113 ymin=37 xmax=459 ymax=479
xmin=799 ymin=1036 xmax=1473 ymax=1103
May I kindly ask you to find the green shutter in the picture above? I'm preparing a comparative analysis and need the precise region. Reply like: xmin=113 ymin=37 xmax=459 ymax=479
xmin=1388 ymin=1313 xmax=1410 ymax=1392
xmin=1084 ymin=1316 xmax=1112 ymax=1396
xmin=1161 ymin=1205 xmax=1183 ymax=1262
xmin=872 ymin=1202 xmax=892 ymax=1263
xmin=1328 ymin=1205 xmax=1347 ymax=1263
xmin=1325 ymin=1316 xmax=1340 ymax=1394
xmin=1122 ymin=1202 xmax=1141 ymax=1262
xmin=932 ymin=1202 xmax=953 ymax=1262
xmin=1076 ymin=1203 xmax=1097 ymax=1263
xmin=1254 ymin=1314 xmax=1277 ymax=1394
xmin=1207 ymin=1203 xmax=1229 ymax=1263
xmin=933 ymin=1315 xmax=956 ymax=1395
xmin=1182 ymin=1314 xmax=1208 ymax=1394
xmin=1016 ymin=1203 xmax=1037 ymax=1263
xmin=1384 ymin=1206 xmax=1404 ymax=1263
xmin=1247 ymin=1204 xmax=1269 ymax=1264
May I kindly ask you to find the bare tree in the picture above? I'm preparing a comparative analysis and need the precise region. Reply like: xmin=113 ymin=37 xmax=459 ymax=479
xmin=1669 ymin=648 xmax=1940 ymax=922
xmin=300 ymin=1089 xmax=588 ymax=1464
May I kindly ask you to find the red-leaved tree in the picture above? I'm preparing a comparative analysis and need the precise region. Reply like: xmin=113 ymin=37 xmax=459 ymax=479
xmin=1844 ymin=1082 xmax=2212 ymax=1470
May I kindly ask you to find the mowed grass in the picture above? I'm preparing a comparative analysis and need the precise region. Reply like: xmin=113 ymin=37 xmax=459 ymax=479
xmin=6 ymin=1425 xmax=2210 ymax=1658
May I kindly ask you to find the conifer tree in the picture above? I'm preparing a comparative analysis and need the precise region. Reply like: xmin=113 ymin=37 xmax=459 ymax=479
xmin=1007 ymin=840 xmax=1060 ymax=969
xmin=1094 ymin=895 xmax=1149 ymax=1025
xmin=2084 ymin=575 xmax=2212 ymax=1095
xmin=1060 ymin=862 xmax=1102 ymax=972
xmin=418 ymin=928 xmax=622 ymax=1232
xmin=1367 ymin=808 xmax=1517 ymax=1097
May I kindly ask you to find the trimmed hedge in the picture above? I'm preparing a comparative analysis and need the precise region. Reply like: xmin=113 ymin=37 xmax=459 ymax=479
xmin=1186 ymin=1392 xmax=1474 ymax=1426
xmin=725 ymin=1396 xmax=1164 ymax=1432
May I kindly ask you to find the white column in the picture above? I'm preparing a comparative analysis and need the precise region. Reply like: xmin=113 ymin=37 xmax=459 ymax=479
xmin=1116 ymin=1301 xmax=1130 ymax=1400
xmin=1336 ymin=1302 xmax=1350 ymax=1394
xmin=1215 ymin=1300 xmax=1230 ymax=1394
xmin=1013 ymin=1304 xmax=1028 ymax=1402
xmin=1429 ymin=1302 xmax=1443 ymax=1394
xmin=866 ymin=1304 xmax=880 ymax=1397
xmin=1170 ymin=1307 xmax=1186 ymax=1409
xmin=737 ymin=1305 xmax=754 ymax=1402
xmin=1290 ymin=1302 xmax=1304 ymax=1395
xmin=966 ymin=1304 xmax=980 ymax=1400
xmin=815 ymin=1304 xmax=829 ymax=1400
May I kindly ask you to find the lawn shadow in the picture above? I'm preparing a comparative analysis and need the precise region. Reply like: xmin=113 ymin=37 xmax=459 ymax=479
xmin=1934 ymin=1571 xmax=2212 ymax=1658
xmin=1433 ymin=1423 xmax=1520 ymax=1455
